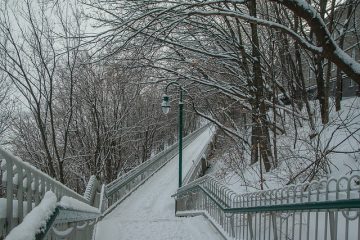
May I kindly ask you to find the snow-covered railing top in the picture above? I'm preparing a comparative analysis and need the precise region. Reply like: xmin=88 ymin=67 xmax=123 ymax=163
xmin=5 ymin=191 xmax=57 ymax=240
xmin=182 ymin=125 xmax=216 ymax=186
xmin=105 ymin=124 xmax=209 ymax=196
xmin=83 ymin=175 xmax=98 ymax=204
xmin=0 ymin=147 xmax=90 ymax=237
xmin=5 ymin=191 xmax=101 ymax=240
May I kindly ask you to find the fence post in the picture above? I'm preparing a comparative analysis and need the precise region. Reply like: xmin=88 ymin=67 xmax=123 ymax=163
xmin=247 ymin=213 xmax=254 ymax=240
xmin=17 ymin=166 xmax=24 ymax=223
xmin=201 ymin=157 xmax=207 ymax=175
xmin=6 ymin=159 xmax=14 ymax=234
xmin=272 ymin=213 xmax=278 ymax=240
xmin=230 ymin=214 xmax=235 ymax=238
xmin=329 ymin=211 xmax=337 ymax=240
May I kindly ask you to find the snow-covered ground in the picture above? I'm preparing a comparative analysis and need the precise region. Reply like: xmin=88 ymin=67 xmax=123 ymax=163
xmin=94 ymin=126 xmax=223 ymax=240
xmin=209 ymin=97 xmax=360 ymax=194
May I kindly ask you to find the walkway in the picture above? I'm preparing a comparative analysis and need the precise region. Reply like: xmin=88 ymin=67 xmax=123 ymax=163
xmin=95 ymin=126 xmax=223 ymax=240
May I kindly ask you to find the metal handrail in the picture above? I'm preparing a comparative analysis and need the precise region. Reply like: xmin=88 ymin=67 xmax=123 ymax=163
xmin=105 ymin=146 xmax=177 ymax=196
xmin=174 ymin=175 xmax=360 ymax=240
xmin=36 ymin=206 xmax=100 ymax=240
xmin=103 ymin=124 xmax=210 ymax=210
xmin=182 ymin=125 xmax=216 ymax=186
xmin=106 ymin=124 xmax=209 ymax=194
xmin=0 ymin=147 xmax=94 ymax=237
xmin=84 ymin=175 xmax=97 ymax=202
xmin=0 ymin=147 xmax=88 ymax=202
xmin=178 ymin=184 xmax=360 ymax=212
xmin=1 ymin=124 xmax=211 ymax=239
xmin=30 ymin=181 xmax=104 ymax=240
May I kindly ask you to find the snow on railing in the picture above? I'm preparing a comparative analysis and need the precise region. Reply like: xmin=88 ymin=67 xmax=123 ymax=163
xmin=0 ymin=124 xmax=211 ymax=239
xmin=2 ymin=185 xmax=101 ymax=240
xmin=98 ymin=184 xmax=107 ymax=213
xmin=12 ymin=194 xmax=101 ymax=240
xmin=0 ymin=147 xmax=100 ymax=238
xmin=59 ymin=196 xmax=100 ymax=214
xmin=42 ymin=196 xmax=100 ymax=240
xmin=182 ymin=125 xmax=216 ymax=186
xmin=5 ymin=191 xmax=57 ymax=240
xmin=83 ymin=175 xmax=97 ymax=202
xmin=102 ymin=124 xmax=210 ymax=216
xmin=173 ymin=175 xmax=360 ymax=240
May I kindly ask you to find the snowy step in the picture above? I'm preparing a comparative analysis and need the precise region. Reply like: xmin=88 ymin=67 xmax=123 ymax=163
xmin=95 ymin=126 xmax=222 ymax=240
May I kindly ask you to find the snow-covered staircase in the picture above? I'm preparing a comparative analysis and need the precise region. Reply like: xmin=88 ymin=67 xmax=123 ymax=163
xmin=94 ymin=124 xmax=221 ymax=240
xmin=2 ymin=122 xmax=360 ymax=240
xmin=0 ymin=124 xmax=216 ymax=240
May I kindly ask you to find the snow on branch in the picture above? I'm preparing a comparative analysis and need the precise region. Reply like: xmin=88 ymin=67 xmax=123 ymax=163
xmin=269 ymin=0 xmax=360 ymax=82
xmin=185 ymin=10 xmax=323 ymax=54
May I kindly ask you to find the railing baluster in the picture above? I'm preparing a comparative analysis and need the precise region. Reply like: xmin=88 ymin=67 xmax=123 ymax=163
xmin=357 ymin=212 xmax=360 ymax=240
xmin=33 ymin=175 xmax=39 ymax=205
xmin=272 ymin=213 xmax=278 ymax=240
xmin=329 ymin=211 xmax=336 ymax=240
xmin=17 ymin=165 xmax=24 ymax=223
xmin=246 ymin=212 xmax=249 ymax=240
xmin=41 ymin=177 xmax=46 ymax=199
xmin=257 ymin=214 xmax=260 ymax=240
xmin=229 ymin=214 xmax=234 ymax=238
xmin=6 ymin=158 xmax=14 ymax=234
xmin=315 ymin=202 xmax=319 ymax=239
xmin=27 ymin=170 xmax=33 ymax=213
xmin=248 ymin=213 xmax=254 ymax=240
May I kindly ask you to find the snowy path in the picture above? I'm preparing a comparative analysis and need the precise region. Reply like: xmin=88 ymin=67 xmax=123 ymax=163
xmin=95 ymin=126 xmax=223 ymax=240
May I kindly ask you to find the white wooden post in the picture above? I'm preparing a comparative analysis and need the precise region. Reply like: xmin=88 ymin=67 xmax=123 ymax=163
xmin=6 ymin=159 xmax=14 ymax=234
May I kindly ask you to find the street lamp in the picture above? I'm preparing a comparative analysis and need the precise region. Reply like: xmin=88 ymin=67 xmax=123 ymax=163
xmin=161 ymin=95 xmax=170 ymax=114
xmin=161 ymin=81 xmax=184 ymax=188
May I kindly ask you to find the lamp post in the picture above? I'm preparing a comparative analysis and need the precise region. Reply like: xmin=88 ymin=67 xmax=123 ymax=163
xmin=161 ymin=81 xmax=184 ymax=188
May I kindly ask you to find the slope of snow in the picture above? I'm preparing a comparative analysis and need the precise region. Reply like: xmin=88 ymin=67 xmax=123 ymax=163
xmin=95 ymin=126 xmax=223 ymax=240
xmin=210 ymin=97 xmax=360 ymax=194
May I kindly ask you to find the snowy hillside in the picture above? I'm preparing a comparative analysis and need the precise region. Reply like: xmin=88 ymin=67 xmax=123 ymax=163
xmin=209 ymin=97 xmax=360 ymax=194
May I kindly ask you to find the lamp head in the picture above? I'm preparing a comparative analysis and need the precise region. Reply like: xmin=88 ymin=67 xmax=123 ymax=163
xmin=161 ymin=94 xmax=170 ymax=114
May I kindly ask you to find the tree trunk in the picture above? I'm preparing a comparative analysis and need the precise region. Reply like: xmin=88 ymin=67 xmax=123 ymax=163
xmin=335 ymin=0 xmax=354 ymax=111
xmin=248 ymin=0 xmax=272 ymax=172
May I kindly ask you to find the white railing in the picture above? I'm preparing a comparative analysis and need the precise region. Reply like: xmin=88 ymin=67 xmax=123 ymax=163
xmin=173 ymin=175 xmax=360 ymax=240
xmin=182 ymin=125 xmax=216 ymax=185
xmin=102 ymin=124 xmax=210 ymax=216
xmin=43 ymin=206 xmax=99 ymax=240
xmin=0 ymin=147 xmax=101 ymax=239
xmin=0 ymin=124 xmax=213 ymax=239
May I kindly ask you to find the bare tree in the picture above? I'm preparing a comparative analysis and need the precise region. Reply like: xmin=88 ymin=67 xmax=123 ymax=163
xmin=82 ymin=0 xmax=360 ymax=176
xmin=0 ymin=0 xmax=82 ymax=182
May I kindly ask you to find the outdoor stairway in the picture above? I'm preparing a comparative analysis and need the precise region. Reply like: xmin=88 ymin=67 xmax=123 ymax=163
xmin=2 ymin=123 xmax=360 ymax=240
xmin=94 ymin=125 xmax=222 ymax=240
xmin=0 ymin=124 xmax=218 ymax=239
